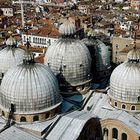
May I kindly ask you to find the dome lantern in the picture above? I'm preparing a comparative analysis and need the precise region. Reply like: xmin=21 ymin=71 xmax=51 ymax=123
xmin=127 ymin=47 xmax=140 ymax=63
xmin=23 ymin=38 xmax=35 ymax=65
xmin=6 ymin=33 xmax=17 ymax=47
xmin=59 ymin=18 xmax=76 ymax=37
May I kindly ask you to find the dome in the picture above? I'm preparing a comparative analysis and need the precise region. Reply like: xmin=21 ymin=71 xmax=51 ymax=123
xmin=45 ymin=39 xmax=91 ymax=87
xmin=82 ymin=37 xmax=95 ymax=46
xmin=127 ymin=47 xmax=140 ymax=61
xmin=6 ymin=35 xmax=16 ymax=46
xmin=109 ymin=62 xmax=140 ymax=103
xmin=95 ymin=40 xmax=111 ymax=71
xmin=109 ymin=49 xmax=140 ymax=111
xmin=0 ymin=63 xmax=61 ymax=114
xmin=0 ymin=47 xmax=24 ymax=73
xmin=59 ymin=19 xmax=76 ymax=35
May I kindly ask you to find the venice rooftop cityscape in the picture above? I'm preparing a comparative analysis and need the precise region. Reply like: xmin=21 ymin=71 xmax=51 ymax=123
xmin=0 ymin=0 xmax=140 ymax=140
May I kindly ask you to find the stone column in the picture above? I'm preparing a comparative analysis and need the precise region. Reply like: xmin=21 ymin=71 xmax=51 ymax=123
xmin=108 ymin=128 xmax=112 ymax=140
xmin=103 ymin=128 xmax=108 ymax=140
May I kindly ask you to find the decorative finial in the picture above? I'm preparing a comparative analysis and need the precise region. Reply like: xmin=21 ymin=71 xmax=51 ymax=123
xmin=23 ymin=38 xmax=35 ymax=64
xmin=6 ymin=31 xmax=17 ymax=47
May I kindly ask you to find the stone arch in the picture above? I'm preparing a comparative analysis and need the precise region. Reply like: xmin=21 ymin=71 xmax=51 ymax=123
xmin=77 ymin=118 xmax=102 ymax=140
xmin=101 ymin=119 xmax=139 ymax=140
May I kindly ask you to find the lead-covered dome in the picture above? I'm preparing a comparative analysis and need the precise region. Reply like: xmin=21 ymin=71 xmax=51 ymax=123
xmin=0 ymin=36 xmax=24 ymax=74
xmin=82 ymin=37 xmax=111 ymax=81
xmin=109 ymin=48 xmax=140 ymax=112
xmin=0 ymin=63 xmax=61 ymax=114
xmin=45 ymin=39 xmax=91 ymax=86
xmin=0 ymin=41 xmax=62 ymax=122
xmin=45 ymin=19 xmax=91 ymax=94
xmin=95 ymin=40 xmax=111 ymax=71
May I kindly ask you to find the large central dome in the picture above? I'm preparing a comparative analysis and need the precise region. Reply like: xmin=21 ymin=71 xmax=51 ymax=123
xmin=44 ymin=18 xmax=91 ymax=94
xmin=45 ymin=39 xmax=91 ymax=86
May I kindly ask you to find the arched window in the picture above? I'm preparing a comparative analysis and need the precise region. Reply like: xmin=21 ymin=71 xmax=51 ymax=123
xmin=122 ymin=104 xmax=126 ymax=109
xmin=112 ymin=128 xmax=118 ymax=139
xmin=122 ymin=133 xmax=127 ymax=140
xmin=33 ymin=115 xmax=39 ymax=122
xmin=2 ymin=111 xmax=5 ymax=117
xmin=131 ymin=105 xmax=136 ymax=111
xmin=114 ymin=102 xmax=117 ymax=107
xmin=138 ymin=96 xmax=140 ymax=102
xmin=103 ymin=128 xmax=108 ymax=136
xmin=20 ymin=116 xmax=26 ymax=122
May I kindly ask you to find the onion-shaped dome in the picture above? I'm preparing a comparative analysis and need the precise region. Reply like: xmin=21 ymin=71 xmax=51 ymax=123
xmin=0 ymin=63 xmax=61 ymax=114
xmin=109 ymin=48 xmax=140 ymax=111
xmin=6 ymin=35 xmax=16 ymax=46
xmin=94 ymin=40 xmax=111 ymax=71
xmin=45 ymin=39 xmax=91 ymax=86
xmin=0 ymin=36 xmax=24 ymax=74
xmin=59 ymin=19 xmax=76 ymax=35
